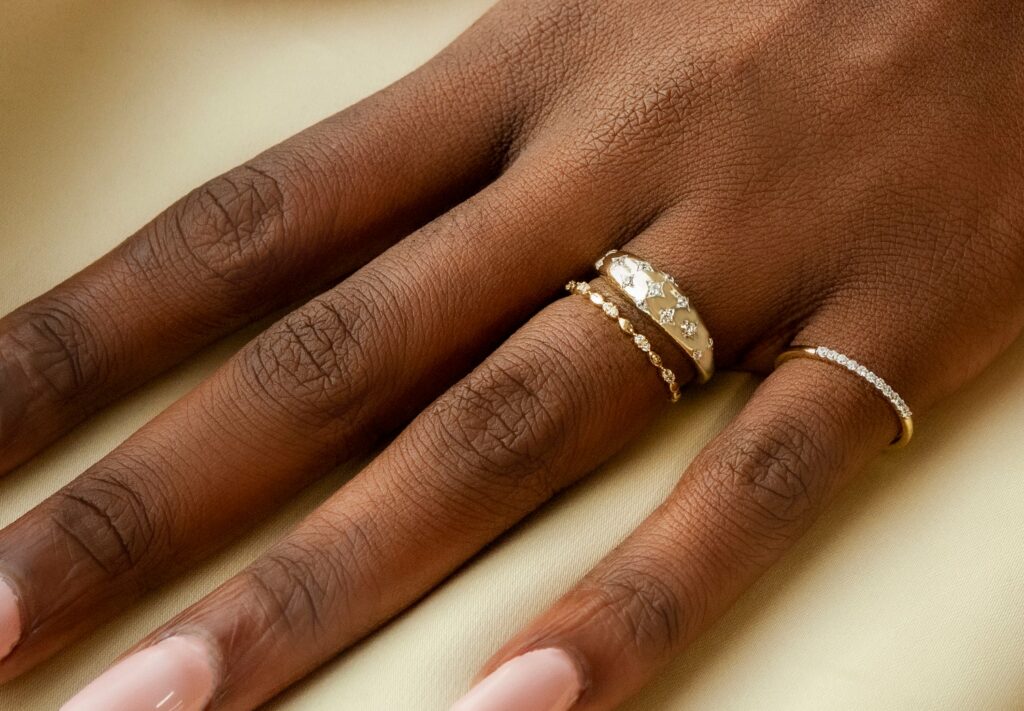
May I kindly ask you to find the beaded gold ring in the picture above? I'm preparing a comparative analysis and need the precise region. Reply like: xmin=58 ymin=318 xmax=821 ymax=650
xmin=566 ymin=280 xmax=681 ymax=402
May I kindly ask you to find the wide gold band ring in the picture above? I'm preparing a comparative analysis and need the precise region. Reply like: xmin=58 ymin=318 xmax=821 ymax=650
xmin=775 ymin=346 xmax=914 ymax=448
xmin=596 ymin=250 xmax=715 ymax=383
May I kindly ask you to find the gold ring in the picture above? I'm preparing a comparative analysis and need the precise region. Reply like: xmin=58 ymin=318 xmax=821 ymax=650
xmin=775 ymin=346 xmax=914 ymax=447
xmin=566 ymin=281 xmax=681 ymax=402
xmin=596 ymin=250 xmax=715 ymax=383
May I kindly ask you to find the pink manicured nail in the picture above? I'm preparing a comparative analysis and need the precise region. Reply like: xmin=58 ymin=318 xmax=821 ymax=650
xmin=61 ymin=635 xmax=216 ymax=711
xmin=451 ymin=648 xmax=583 ymax=711
xmin=0 ymin=578 xmax=21 ymax=659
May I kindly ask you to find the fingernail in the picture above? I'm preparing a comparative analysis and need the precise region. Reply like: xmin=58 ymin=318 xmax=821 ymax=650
xmin=451 ymin=648 xmax=583 ymax=711
xmin=0 ymin=579 xmax=21 ymax=659
xmin=61 ymin=635 xmax=216 ymax=711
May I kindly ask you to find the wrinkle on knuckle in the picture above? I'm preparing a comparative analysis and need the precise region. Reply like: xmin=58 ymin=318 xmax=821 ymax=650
xmin=239 ymin=517 xmax=379 ymax=646
xmin=584 ymin=563 xmax=690 ymax=659
xmin=8 ymin=298 xmax=105 ymax=400
xmin=701 ymin=414 xmax=825 ymax=540
xmin=239 ymin=291 xmax=377 ymax=425
xmin=47 ymin=470 xmax=162 ymax=582
xmin=241 ymin=553 xmax=334 ymax=644
xmin=426 ymin=341 xmax=573 ymax=501
xmin=148 ymin=165 xmax=290 ymax=299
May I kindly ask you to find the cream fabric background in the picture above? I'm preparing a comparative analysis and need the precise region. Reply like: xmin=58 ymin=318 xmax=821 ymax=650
xmin=2 ymin=2 xmax=1023 ymax=709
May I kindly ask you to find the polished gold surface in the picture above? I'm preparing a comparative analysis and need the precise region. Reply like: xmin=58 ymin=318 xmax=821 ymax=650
xmin=596 ymin=250 xmax=715 ymax=383
xmin=566 ymin=281 xmax=681 ymax=402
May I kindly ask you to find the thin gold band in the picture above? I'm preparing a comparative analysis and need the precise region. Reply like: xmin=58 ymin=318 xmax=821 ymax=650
xmin=775 ymin=346 xmax=914 ymax=448
xmin=596 ymin=250 xmax=715 ymax=383
xmin=566 ymin=280 xmax=681 ymax=403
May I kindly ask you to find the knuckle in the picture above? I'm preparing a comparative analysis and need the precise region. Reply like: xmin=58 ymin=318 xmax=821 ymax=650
xmin=239 ymin=516 xmax=377 ymax=644
xmin=240 ymin=552 xmax=335 ymax=644
xmin=585 ymin=564 xmax=689 ymax=657
xmin=151 ymin=164 xmax=289 ymax=298
xmin=238 ymin=291 xmax=377 ymax=427
xmin=425 ymin=339 xmax=575 ymax=501
xmin=48 ymin=467 xmax=162 ymax=581
xmin=6 ymin=299 xmax=104 ymax=399
xmin=702 ymin=413 xmax=825 ymax=539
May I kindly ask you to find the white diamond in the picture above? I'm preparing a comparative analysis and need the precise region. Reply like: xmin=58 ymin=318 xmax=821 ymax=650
xmin=634 ymin=298 xmax=649 ymax=313
xmin=602 ymin=302 xmax=619 ymax=318
xmin=675 ymin=294 xmax=690 ymax=310
xmin=658 ymin=308 xmax=676 ymax=324
xmin=646 ymin=281 xmax=664 ymax=298
xmin=856 ymin=365 xmax=868 ymax=377
xmin=634 ymin=334 xmax=650 ymax=352
xmin=667 ymin=275 xmax=677 ymax=285
xmin=636 ymin=260 xmax=653 ymax=272
xmin=693 ymin=349 xmax=703 ymax=360
xmin=681 ymin=320 xmax=697 ymax=338
xmin=622 ymin=274 xmax=634 ymax=288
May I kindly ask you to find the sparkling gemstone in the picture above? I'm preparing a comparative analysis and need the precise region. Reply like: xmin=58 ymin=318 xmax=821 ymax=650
xmin=634 ymin=298 xmax=649 ymax=313
xmin=658 ymin=308 xmax=676 ymax=324
xmin=636 ymin=260 xmax=653 ymax=272
xmin=693 ymin=349 xmax=704 ymax=360
xmin=646 ymin=280 xmax=664 ymax=298
xmin=662 ymin=369 xmax=676 ymax=383
xmin=603 ymin=302 xmax=619 ymax=318
xmin=856 ymin=365 xmax=868 ymax=377
xmin=681 ymin=320 xmax=698 ymax=338
xmin=634 ymin=334 xmax=651 ymax=352
xmin=675 ymin=295 xmax=690 ymax=310
xmin=622 ymin=274 xmax=635 ymax=288
xmin=666 ymin=275 xmax=677 ymax=285
xmin=590 ymin=293 xmax=604 ymax=305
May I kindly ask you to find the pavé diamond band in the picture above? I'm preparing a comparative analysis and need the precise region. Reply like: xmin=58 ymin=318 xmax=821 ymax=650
xmin=775 ymin=346 xmax=914 ymax=447
xmin=596 ymin=250 xmax=715 ymax=383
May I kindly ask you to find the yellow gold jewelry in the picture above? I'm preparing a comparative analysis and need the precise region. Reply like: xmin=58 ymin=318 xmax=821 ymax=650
xmin=566 ymin=280 xmax=681 ymax=402
xmin=596 ymin=250 xmax=715 ymax=383
xmin=775 ymin=346 xmax=914 ymax=447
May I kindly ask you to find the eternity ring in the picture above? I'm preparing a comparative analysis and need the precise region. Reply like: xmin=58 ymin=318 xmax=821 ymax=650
xmin=596 ymin=250 xmax=715 ymax=383
xmin=566 ymin=280 xmax=682 ymax=402
xmin=775 ymin=346 xmax=914 ymax=447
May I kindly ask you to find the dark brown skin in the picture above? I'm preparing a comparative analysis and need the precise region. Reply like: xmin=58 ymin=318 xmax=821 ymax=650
xmin=1 ymin=1 xmax=1022 ymax=708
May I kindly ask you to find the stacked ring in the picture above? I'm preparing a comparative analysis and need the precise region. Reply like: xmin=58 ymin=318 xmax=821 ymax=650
xmin=596 ymin=250 xmax=715 ymax=383
xmin=566 ymin=281 xmax=682 ymax=402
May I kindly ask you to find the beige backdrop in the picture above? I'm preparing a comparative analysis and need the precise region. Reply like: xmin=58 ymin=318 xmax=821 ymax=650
xmin=2 ymin=2 xmax=1023 ymax=709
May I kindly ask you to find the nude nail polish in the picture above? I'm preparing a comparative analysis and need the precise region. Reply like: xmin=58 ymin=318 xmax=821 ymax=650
xmin=451 ymin=648 xmax=583 ymax=711
xmin=0 ymin=578 xmax=21 ymax=659
xmin=60 ymin=635 xmax=216 ymax=711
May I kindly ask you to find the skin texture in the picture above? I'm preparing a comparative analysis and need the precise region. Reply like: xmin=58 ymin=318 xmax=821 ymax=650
xmin=0 ymin=0 xmax=1022 ymax=708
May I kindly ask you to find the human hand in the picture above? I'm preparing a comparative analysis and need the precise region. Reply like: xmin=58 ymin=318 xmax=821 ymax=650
xmin=0 ymin=2 xmax=1021 ymax=710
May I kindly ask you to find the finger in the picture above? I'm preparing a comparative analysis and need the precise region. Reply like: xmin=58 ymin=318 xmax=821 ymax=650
xmin=0 ymin=38 xmax=514 ymax=476
xmin=56 ymin=287 xmax=677 ymax=711
xmin=0 ymin=149 xmax=634 ymax=681
xmin=458 ymin=347 xmax=902 ymax=711
xmin=52 ymin=210 xmax=799 ymax=710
